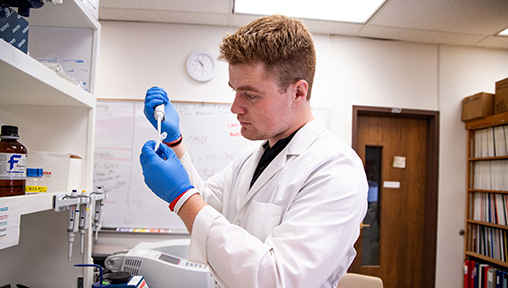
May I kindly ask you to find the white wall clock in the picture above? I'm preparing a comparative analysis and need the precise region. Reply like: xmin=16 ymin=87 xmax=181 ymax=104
xmin=186 ymin=50 xmax=218 ymax=82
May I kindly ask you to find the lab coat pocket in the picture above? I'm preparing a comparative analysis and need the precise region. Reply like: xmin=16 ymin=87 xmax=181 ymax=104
xmin=245 ymin=201 xmax=283 ymax=241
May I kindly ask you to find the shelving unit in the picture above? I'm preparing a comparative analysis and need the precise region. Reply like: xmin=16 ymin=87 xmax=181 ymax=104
xmin=0 ymin=1 xmax=100 ymax=287
xmin=0 ymin=39 xmax=95 ymax=107
xmin=0 ymin=192 xmax=65 ymax=215
xmin=464 ymin=113 xmax=508 ymax=273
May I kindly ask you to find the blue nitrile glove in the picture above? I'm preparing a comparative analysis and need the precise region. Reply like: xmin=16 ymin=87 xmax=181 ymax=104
xmin=140 ymin=140 xmax=194 ymax=205
xmin=144 ymin=86 xmax=182 ymax=143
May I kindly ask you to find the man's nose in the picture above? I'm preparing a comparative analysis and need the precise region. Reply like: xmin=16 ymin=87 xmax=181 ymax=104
xmin=230 ymin=94 xmax=245 ymax=115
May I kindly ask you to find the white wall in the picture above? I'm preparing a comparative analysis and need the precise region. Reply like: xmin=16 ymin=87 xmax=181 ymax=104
xmin=97 ymin=21 xmax=232 ymax=102
xmin=331 ymin=35 xmax=439 ymax=143
xmin=95 ymin=20 xmax=508 ymax=288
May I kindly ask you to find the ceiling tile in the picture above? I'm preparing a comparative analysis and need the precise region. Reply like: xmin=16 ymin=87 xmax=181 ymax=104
xmin=99 ymin=0 xmax=231 ymax=13
xmin=474 ymin=36 xmax=508 ymax=49
xmin=99 ymin=9 xmax=229 ymax=26
xmin=369 ymin=0 xmax=508 ymax=35
xmin=301 ymin=19 xmax=363 ymax=36
xmin=360 ymin=25 xmax=487 ymax=46
xmin=229 ymin=14 xmax=261 ymax=28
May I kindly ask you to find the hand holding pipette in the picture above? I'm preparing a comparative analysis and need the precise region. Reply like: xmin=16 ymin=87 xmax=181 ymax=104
xmin=144 ymin=86 xmax=182 ymax=150
xmin=142 ymin=87 xmax=192 ymax=213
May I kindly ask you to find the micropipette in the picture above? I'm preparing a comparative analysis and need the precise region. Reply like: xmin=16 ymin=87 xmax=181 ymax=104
xmin=92 ymin=186 xmax=105 ymax=243
xmin=67 ymin=189 xmax=79 ymax=261
xmin=154 ymin=104 xmax=165 ymax=151
xmin=67 ymin=205 xmax=76 ymax=262
xmin=78 ymin=189 xmax=91 ymax=255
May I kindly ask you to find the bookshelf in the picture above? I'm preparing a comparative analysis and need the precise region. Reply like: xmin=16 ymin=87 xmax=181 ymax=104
xmin=464 ymin=112 xmax=508 ymax=287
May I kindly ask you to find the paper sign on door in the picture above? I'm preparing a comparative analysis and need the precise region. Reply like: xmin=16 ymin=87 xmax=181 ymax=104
xmin=383 ymin=181 xmax=400 ymax=188
xmin=393 ymin=156 xmax=406 ymax=168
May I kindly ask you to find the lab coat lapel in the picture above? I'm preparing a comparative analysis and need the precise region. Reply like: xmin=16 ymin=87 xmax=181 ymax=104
xmin=235 ymin=143 xmax=265 ymax=211
xmin=249 ymin=147 xmax=287 ymax=195
xmin=236 ymin=147 xmax=287 ymax=214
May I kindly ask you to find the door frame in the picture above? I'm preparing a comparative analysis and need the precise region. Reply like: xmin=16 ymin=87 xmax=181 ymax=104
xmin=351 ymin=106 xmax=440 ymax=288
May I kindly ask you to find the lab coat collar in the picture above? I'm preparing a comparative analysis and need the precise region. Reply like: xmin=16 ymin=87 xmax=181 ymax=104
xmin=237 ymin=119 xmax=326 ymax=211
xmin=286 ymin=118 xmax=326 ymax=156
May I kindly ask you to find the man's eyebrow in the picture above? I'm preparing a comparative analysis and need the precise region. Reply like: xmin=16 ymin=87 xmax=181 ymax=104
xmin=228 ymin=82 xmax=262 ymax=93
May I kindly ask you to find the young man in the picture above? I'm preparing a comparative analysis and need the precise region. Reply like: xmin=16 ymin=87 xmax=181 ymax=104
xmin=140 ymin=14 xmax=368 ymax=288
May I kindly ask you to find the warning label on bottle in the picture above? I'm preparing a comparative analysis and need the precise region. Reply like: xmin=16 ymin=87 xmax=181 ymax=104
xmin=0 ymin=153 xmax=27 ymax=180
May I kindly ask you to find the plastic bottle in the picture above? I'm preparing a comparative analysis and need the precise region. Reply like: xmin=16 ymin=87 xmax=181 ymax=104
xmin=0 ymin=125 xmax=28 ymax=197
xmin=26 ymin=168 xmax=47 ymax=194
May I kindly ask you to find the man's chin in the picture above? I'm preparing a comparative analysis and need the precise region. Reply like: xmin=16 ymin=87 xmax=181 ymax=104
xmin=240 ymin=129 xmax=259 ymax=141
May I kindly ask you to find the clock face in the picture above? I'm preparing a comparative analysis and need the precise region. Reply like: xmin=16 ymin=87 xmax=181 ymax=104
xmin=186 ymin=51 xmax=217 ymax=82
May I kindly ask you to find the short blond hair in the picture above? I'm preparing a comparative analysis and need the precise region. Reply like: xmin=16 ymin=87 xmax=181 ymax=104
xmin=219 ymin=15 xmax=316 ymax=99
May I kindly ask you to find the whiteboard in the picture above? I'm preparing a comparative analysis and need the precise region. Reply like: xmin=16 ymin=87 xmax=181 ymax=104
xmin=93 ymin=99 xmax=328 ymax=231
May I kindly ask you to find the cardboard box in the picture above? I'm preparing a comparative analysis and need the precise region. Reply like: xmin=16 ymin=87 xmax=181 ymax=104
xmin=0 ymin=7 xmax=28 ymax=53
xmin=495 ymin=77 xmax=508 ymax=114
xmin=26 ymin=151 xmax=83 ymax=193
xmin=461 ymin=92 xmax=495 ymax=121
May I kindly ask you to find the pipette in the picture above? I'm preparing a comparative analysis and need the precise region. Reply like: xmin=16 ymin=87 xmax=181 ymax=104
xmin=67 ymin=205 xmax=76 ymax=262
xmin=67 ymin=189 xmax=79 ymax=261
xmin=92 ymin=186 xmax=105 ymax=243
xmin=78 ymin=189 xmax=90 ymax=255
xmin=154 ymin=104 xmax=166 ymax=151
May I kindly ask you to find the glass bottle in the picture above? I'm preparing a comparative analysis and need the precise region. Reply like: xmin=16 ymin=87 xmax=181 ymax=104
xmin=0 ymin=125 xmax=28 ymax=197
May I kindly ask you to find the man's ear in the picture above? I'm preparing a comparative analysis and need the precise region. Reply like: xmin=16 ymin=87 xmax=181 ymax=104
xmin=292 ymin=79 xmax=309 ymax=105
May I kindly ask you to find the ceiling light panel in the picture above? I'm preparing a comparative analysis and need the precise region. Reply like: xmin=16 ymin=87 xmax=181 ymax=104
xmin=498 ymin=28 xmax=508 ymax=36
xmin=233 ymin=0 xmax=386 ymax=24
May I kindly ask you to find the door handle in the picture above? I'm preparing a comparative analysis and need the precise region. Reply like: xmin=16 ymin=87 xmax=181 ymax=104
xmin=360 ymin=223 xmax=370 ymax=230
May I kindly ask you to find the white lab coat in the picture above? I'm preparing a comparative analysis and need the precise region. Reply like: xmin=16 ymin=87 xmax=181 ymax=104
xmin=180 ymin=119 xmax=368 ymax=288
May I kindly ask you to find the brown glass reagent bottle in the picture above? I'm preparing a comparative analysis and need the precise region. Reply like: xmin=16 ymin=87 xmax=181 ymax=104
xmin=0 ymin=125 xmax=28 ymax=197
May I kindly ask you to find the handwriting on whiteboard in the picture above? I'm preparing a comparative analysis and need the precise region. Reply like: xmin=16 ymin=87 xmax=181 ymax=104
xmin=93 ymin=100 xmax=253 ymax=229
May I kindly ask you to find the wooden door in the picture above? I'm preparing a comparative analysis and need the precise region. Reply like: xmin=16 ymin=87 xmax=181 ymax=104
xmin=349 ymin=114 xmax=429 ymax=288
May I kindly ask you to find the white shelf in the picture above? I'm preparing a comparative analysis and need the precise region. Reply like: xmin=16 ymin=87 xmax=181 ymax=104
xmin=0 ymin=192 xmax=66 ymax=215
xmin=28 ymin=0 xmax=100 ymax=30
xmin=0 ymin=39 xmax=95 ymax=108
